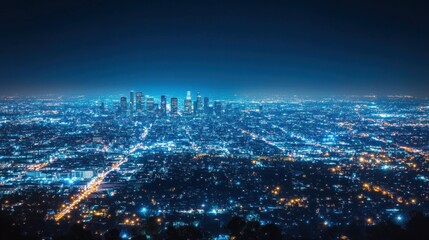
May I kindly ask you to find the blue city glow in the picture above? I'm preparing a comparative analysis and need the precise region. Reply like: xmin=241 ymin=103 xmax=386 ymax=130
xmin=1 ymin=93 xmax=428 ymax=239
xmin=1 ymin=0 xmax=429 ymax=238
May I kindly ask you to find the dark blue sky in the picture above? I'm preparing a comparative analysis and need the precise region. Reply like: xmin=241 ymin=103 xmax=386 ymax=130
xmin=1 ymin=0 xmax=428 ymax=95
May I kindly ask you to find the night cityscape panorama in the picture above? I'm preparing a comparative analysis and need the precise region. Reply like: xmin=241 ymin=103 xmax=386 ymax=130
xmin=1 ymin=1 xmax=429 ymax=240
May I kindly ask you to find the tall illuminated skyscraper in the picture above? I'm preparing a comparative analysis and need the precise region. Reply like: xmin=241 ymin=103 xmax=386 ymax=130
xmin=161 ymin=95 xmax=167 ymax=116
xmin=146 ymin=97 xmax=155 ymax=113
xmin=193 ymin=100 xmax=198 ymax=115
xmin=196 ymin=92 xmax=202 ymax=114
xmin=214 ymin=101 xmax=222 ymax=116
xmin=204 ymin=97 xmax=209 ymax=113
xmin=136 ymin=92 xmax=143 ymax=114
xmin=100 ymin=102 xmax=105 ymax=112
xmin=120 ymin=96 xmax=127 ymax=113
xmin=142 ymin=94 xmax=146 ymax=112
xmin=113 ymin=100 xmax=119 ymax=113
xmin=171 ymin=97 xmax=178 ymax=116
xmin=225 ymin=102 xmax=232 ymax=115
xmin=130 ymin=91 xmax=134 ymax=114
xmin=184 ymin=91 xmax=192 ymax=115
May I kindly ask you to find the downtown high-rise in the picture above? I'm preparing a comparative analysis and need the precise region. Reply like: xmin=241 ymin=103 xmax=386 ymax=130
xmin=184 ymin=91 xmax=192 ymax=115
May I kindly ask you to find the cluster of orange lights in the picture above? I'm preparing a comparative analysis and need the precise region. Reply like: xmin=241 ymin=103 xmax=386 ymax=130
xmin=271 ymin=186 xmax=281 ymax=195
xmin=82 ymin=209 xmax=107 ymax=218
xmin=362 ymin=183 xmax=395 ymax=199
xmin=362 ymin=183 xmax=417 ymax=205
xmin=330 ymin=165 xmax=345 ymax=174
xmin=122 ymin=214 xmax=142 ymax=226
xmin=27 ymin=162 xmax=49 ymax=171
xmin=356 ymin=153 xmax=392 ymax=165
xmin=192 ymin=153 xmax=209 ymax=160
xmin=278 ymin=197 xmax=307 ymax=208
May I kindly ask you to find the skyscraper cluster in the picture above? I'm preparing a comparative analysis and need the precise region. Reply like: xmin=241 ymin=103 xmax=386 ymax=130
xmin=118 ymin=90 xmax=218 ymax=117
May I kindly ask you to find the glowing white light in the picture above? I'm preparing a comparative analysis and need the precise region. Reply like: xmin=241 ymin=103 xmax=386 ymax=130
xmin=140 ymin=207 xmax=147 ymax=213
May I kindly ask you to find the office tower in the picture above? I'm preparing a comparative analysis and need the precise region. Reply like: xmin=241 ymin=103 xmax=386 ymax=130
xmin=136 ymin=92 xmax=143 ymax=114
xmin=120 ymin=96 xmax=127 ymax=113
xmin=171 ymin=97 xmax=178 ymax=116
xmin=130 ymin=91 xmax=134 ymax=114
xmin=204 ymin=97 xmax=209 ymax=113
xmin=207 ymin=106 xmax=214 ymax=115
xmin=100 ymin=102 xmax=105 ymax=112
xmin=142 ymin=94 xmax=146 ymax=112
xmin=146 ymin=97 xmax=155 ymax=113
xmin=196 ymin=92 xmax=202 ymax=113
xmin=214 ymin=101 xmax=222 ymax=116
xmin=161 ymin=95 xmax=167 ymax=116
xmin=184 ymin=91 xmax=192 ymax=115
xmin=225 ymin=102 xmax=232 ymax=115
xmin=153 ymin=103 xmax=159 ymax=114
xmin=113 ymin=100 xmax=119 ymax=113
xmin=194 ymin=101 xmax=198 ymax=115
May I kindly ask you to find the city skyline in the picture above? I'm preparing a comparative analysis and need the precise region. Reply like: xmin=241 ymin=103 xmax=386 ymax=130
xmin=102 ymin=90 xmax=429 ymax=122
xmin=1 ymin=1 xmax=429 ymax=240
xmin=116 ymin=90 xmax=220 ymax=117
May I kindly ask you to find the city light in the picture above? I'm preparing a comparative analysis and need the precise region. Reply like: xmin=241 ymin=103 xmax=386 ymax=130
xmin=1 ymin=93 xmax=429 ymax=239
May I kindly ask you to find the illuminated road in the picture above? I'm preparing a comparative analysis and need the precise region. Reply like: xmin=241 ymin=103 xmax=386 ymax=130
xmin=54 ymin=127 xmax=151 ymax=221
xmin=183 ymin=126 xmax=200 ymax=152
xmin=271 ymin=124 xmax=344 ymax=154
xmin=238 ymin=128 xmax=286 ymax=153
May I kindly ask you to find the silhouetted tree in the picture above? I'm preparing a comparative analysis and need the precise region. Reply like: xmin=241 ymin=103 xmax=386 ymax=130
xmin=367 ymin=221 xmax=404 ymax=240
xmin=6 ymin=209 xmax=429 ymax=240
xmin=226 ymin=216 xmax=246 ymax=237
xmin=183 ymin=225 xmax=203 ymax=239
xmin=129 ymin=226 xmax=147 ymax=240
xmin=321 ymin=225 xmax=343 ymax=240
xmin=241 ymin=220 xmax=261 ymax=240
xmin=145 ymin=217 xmax=162 ymax=238
xmin=225 ymin=216 xmax=284 ymax=240
xmin=259 ymin=223 xmax=282 ymax=240
xmin=342 ymin=223 xmax=366 ymax=240
xmin=322 ymin=212 xmax=429 ymax=240
xmin=166 ymin=226 xmax=180 ymax=240
xmin=0 ymin=210 xmax=26 ymax=240
xmin=406 ymin=211 xmax=429 ymax=240
xmin=104 ymin=228 xmax=120 ymax=240
xmin=131 ymin=234 xmax=148 ymax=240
xmin=57 ymin=223 xmax=93 ymax=240
xmin=166 ymin=225 xmax=203 ymax=240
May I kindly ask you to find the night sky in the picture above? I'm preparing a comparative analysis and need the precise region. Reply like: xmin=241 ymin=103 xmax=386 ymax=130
xmin=1 ymin=0 xmax=428 ymax=95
